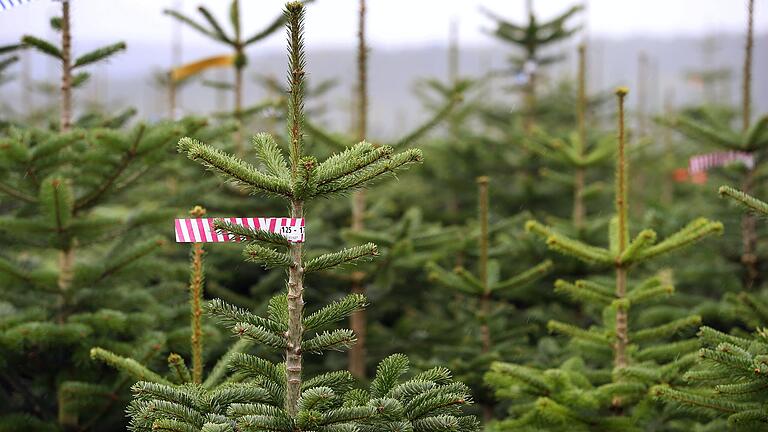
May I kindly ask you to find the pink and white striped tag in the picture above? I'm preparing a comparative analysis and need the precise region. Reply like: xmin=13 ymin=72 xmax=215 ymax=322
xmin=174 ymin=218 xmax=305 ymax=243
xmin=689 ymin=151 xmax=754 ymax=174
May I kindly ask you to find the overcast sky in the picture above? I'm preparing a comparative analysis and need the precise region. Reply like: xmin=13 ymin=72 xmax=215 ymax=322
xmin=1 ymin=0 xmax=765 ymax=55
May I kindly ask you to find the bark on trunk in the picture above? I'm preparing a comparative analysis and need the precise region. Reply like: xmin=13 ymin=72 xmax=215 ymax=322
xmin=348 ymin=0 xmax=368 ymax=379
xmin=190 ymin=241 xmax=204 ymax=384
xmin=60 ymin=0 xmax=72 ymax=132
xmin=285 ymin=200 xmax=305 ymax=416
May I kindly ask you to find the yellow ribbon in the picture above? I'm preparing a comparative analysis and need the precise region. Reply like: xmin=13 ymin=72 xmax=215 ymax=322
xmin=170 ymin=55 xmax=235 ymax=81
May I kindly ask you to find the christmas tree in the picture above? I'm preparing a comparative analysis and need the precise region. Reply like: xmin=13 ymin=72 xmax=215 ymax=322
xmin=123 ymin=4 xmax=479 ymax=431
xmin=482 ymin=1 xmax=582 ymax=132
xmin=661 ymin=0 xmax=765 ymax=289
xmin=652 ymin=186 xmax=768 ymax=430
xmin=300 ymin=0 xmax=463 ymax=380
xmin=0 ymin=2 xmax=222 ymax=428
xmin=426 ymin=176 xmax=552 ymax=421
xmin=164 ymin=0 xmax=301 ymax=152
xmin=0 ymin=43 xmax=21 ymax=123
xmin=484 ymin=88 xmax=723 ymax=431
xmin=523 ymin=45 xmax=614 ymax=232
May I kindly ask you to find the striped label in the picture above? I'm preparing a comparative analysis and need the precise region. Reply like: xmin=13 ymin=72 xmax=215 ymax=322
xmin=175 ymin=218 xmax=305 ymax=243
xmin=0 ymin=0 xmax=32 ymax=10
xmin=689 ymin=151 xmax=754 ymax=174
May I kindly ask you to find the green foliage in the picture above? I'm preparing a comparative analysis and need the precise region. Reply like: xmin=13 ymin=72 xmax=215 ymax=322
xmin=482 ymin=4 xmax=583 ymax=64
xmin=652 ymin=325 xmax=768 ymax=430
xmin=2 ymin=0 xmax=761 ymax=431
xmin=485 ymin=89 xmax=722 ymax=430
xmin=163 ymin=0 xmax=310 ymax=69
xmin=653 ymin=188 xmax=768 ymax=430
xmin=127 ymin=354 xmax=476 ymax=432
xmin=123 ymin=3 xmax=478 ymax=431
xmin=21 ymin=35 xmax=61 ymax=59
xmin=0 ymin=100 xmax=221 ymax=428
xmin=0 ymin=11 xmax=226 ymax=424
xmin=73 ymin=42 xmax=127 ymax=68
xmin=0 ymin=43 xmax=21 ymax=89
xmin=664 ymin=111 xmax=768 ymax=152
xmin=719 ymin=186 xmax=768 ymax=216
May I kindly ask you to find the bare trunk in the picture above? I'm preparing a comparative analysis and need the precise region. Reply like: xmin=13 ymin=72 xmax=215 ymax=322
xmin=637 ymin=52 xmax=648 ymax=137
xmin=58 ymin=243 xmax=75 ymax=323
xmin=170 ymin=0 xmax=182 ymax=120
xmin=448 ymin=19 xmax=459 ymax=86
xmin=477 ymin=176 xmax=489 ymax=291
xmin=168 ymin=78 xmax=177 ymax=120
xmin=614 ymin=267 xmax=628 ymax=369
xmin=523 ymin=70 xmax=536 ymax=134
xmin=573 ymin=169 xmax=585 ymax=228
xmin=612 ymin=88 xmax=630 ymax=410
xmin=742 ymin=0 xmax=753 ymax=134
xmin=660 ymin=90 xmax=675 ymax=205
xmin=478 ymin=176 xmax=491 ymax=352
xmin=482 ymin=400 xmax=494 ymax=423
xmin=523 ymin=0 xmax=535 ymax=134
xmin=741 ymin=171 xmax=758 ymax=288
xmin=573 ymin=44 xmax=587 ymax=229
xmin=349 ymin=0 xmax=368 ymax=379
xmin=285 ymin=200 xmax=305 ymax=416
xmin=58 ymin=6 xmax=75 ymax=427
xmin=234 ymin=61 xmax=244 ymax=155
xmin=740 ymin=0 xmax=757 ymax=289
xmin=22 ymin=50 xmax=31 ymax=113
xmin=633 ymin=52 xmax=648 ymax=216
xmin=60 ymin=0 xmax=72 ymax=132
xmin=480 ymin=295 xmax=491 ymax=353
xmin=285 ymin=5 xmax=306 ymax=413
xmin=190 ymin=241 xmax=204 ymax=384
xmin=57 ymin=0 xmax=75 ymax=321
xmin=348 ymin=278 xmax=367 ymax=378
xmin=477 ymin=176 xmax=493 ymax=421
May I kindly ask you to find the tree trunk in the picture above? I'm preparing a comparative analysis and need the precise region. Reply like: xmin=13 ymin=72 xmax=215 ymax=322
xmin=168 ymin=78 xmax=177 ymax=120
xmin=573 ymin=44 xmax=587 ymax=229
xmin=741 ymin=0 xmax=757 ymax=289
xmin=285 ymin=200 xmax=305 ymax=416
xmin=190 ymin=241 xmax=205 ymax=384
xmin=612 ymin=88 xmax=630 ymax=410
xmin=349 ymin=0 xmax=368 ymax=379
xmin=613 ymin=267 xmax=628 ymax=369
xmin=234 ymin=60 xmax=244 ymax=155
xmin=60 ymin=0 xmax=72 ymax=132
xmin=57 ymin=0 xmax=75 ymax=322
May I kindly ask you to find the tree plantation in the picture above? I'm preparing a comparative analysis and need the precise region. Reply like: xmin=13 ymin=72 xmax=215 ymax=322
xmin=0 ymin=1 xmax=766 ymax=431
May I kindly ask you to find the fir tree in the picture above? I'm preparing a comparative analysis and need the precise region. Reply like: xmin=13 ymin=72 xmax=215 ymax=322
xmin=0 ymin=43 xmax=22 ymax=124
xmin=483 ymin=88 xmax=723 ymax=431
xmin=88 ymin=204 xmax=255 ymax=416
xmin=0 ymin=2 xmax=224 ymax=428
xmin=482 ymin=1 xmax=582 ymax=132
xmin=409 ymin=67 xmax=479 ymax=224
xmin=124 ymin=4 xmax=479 ymax=431
xmin=0 ymin=43 xmax=21 ymax=87
xmin=164 ymin=0 xmax=304 ymax=153
xmin=0 ymin=94 xmax=213 ymax=431
xmin=524 ymin=44 xmax=614 ymax=232
xmin=301 ymin=0 xmax=463 ymax=379
xmin=662 ymin=0 xmax=766 ymax=289
xmin=20 ymin=0 xmax=126 ymax=131
xmin=651 ymin=186 xmax=768 ymax=430
xmin=337 ymin=204 xmax=467 ymax=364
xmin=426 ymin=176 xmax=552 ymax=421
xmin=475 ymin=4 xmax=588 ymax=214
